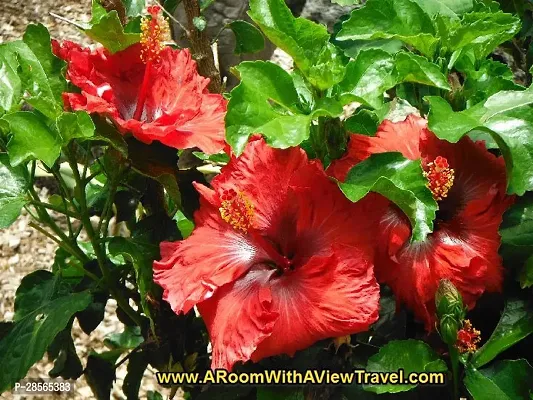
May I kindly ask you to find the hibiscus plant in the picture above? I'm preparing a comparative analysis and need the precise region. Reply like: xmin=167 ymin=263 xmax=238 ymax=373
xmin=1 ymin=0 xmax=533 ymax=398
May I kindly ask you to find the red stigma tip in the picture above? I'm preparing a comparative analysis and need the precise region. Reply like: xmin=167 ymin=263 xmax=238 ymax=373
xmin=219 ymin=189 xmax=255 ymax=233
xmin=147 ymin=5 xmax=162 ymax=16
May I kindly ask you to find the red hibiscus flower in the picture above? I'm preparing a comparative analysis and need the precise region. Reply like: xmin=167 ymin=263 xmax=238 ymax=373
xmin=153 ymin=137 xmax=386 ymax=370
xmin=53 ymin=6 xmax=227 ymax=154
xmin=328 ymin=115 xmax=513 ymax=330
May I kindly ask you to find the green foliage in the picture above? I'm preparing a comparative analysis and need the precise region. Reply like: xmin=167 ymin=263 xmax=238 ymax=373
xmin=426 ymin=87 xmax=533 ymax=195
xmin=338 ymin=152 xmax=438 ymax=242
xmin=249 ymin=0 xmax=347 ymax=90
xmin=336 ymin=49 xmax=450 ymax=108
xmin=0 ymin=271 xmax=91 ymax=392
xmin=226 ymin=61 xmax=312 ymax=155
xmin=85 ymin=0 xmax=140 ymax=53
xmin=108 ymin=236 xmax=159 ymax=331
xmin=465 ymin=359 xmax=533 ymax=400
xmin=471 ymin=299 xmax=533 ymax=368
xmin=363 ymin=339 xmax=447 ymax=393
xmin=2 ymin=112 xmax=62 ymax=167
xmin=229 ymin=20 xmax=265 ymax=54
xmin=0 ymin=25 xmax=64 ymax=118
xmin=2 ymin=0 xmax=533 ymax=396
xmin=0 ymin=154 xmax=29 ymax=228
xmin=85 ymin=350 xmax=121 ymax=399
xmin=104 ymin=326 xmax=144 ymax=351
xmin=174 ymin=209 xmax=195 ymax=239
xmin=122 ymin=0 xmax=146 ymax=17
xmin=337 ymin=0 xmax=440 ymax=57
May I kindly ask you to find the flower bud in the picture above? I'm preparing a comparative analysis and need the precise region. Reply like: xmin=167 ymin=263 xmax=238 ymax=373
xmin=438 ymin=314 xmax=459 ymax=345
xmin=435 ymin=279 xmax=464 ymax=320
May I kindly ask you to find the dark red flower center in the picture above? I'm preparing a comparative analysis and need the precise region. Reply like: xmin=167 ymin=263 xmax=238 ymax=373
xmin=423 ymin=156 xmax=455 ymax=201
xmin=133 ymin=5 xmax=170 ymax=121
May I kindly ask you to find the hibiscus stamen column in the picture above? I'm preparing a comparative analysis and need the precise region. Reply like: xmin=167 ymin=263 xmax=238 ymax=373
xmin=133 ymin=5 xmax=170 ymax=121
xmin=423 ymin=156 xmax=455 ymax=200
xmin=219 ymin=189 xmax=292 ymax=271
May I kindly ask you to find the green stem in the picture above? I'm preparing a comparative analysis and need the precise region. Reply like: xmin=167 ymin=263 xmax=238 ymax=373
xmin=449 ymin=346 xmax=460 ymax=400
xmin=98 ymin=171 xmax=121 ymax=237
xmin=28 ymin=222 xmax=94 ymax=279
xmin=65 ymin=147 xmax=144 ymax=328
xmin=27 ymin=185 xmax=88 ymax=263
xmin=29 ymin=199 xmax=80 ymax=219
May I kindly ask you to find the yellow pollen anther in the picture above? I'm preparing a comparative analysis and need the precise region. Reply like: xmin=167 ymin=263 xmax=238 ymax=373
xmin=219 ymin=189 xmax=255 ymax=233
xmin=423 ymin=156 xmax=455 ymax=201
xmin=140 ymin=5 xmax=170 ymax=64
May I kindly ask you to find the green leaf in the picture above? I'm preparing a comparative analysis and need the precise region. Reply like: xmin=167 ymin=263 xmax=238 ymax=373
xmin=0 ymin=270 xmax=91 ymax=392
xmin=123 ymin=0 xmax=145 ymax=17
xmin=86 ymin=10 xmax=140 ymax=53
xmin=410 ymin=0 xmax=475 ymax=18
xmin=126 ymin=139 xmax=181 ymax=210
xmin=336 ymin=49 xmax=396 ymax=109
xmin=192 ymin=151 xmax=229 ymax=164
xmin=337 ymin=0 xmax=439 ymax=57
xmin=465 ymin=360 xmax=533 ymax=400
xmin=104 ymin=326 xmax=144 ymax=351
xmin=2 ymin=111 xmax=62 ymax=167
xmin=226 ymin=61 xmax=311 ymax=155
xmin=174 ymin=209 xmax=194 ymax=239
xmin=447 ymin=11 xmax=520 ymax=59
xmin=520 ymin=256 xmax=533 ymax=289
xmin=336 ymin=50 xmax=449 ymax=109
xmin=394 ymin=52 xmax=450 ymax=90
xmin=363 ymin=339 xmax=447 ymax=394
xmin=22 ymin=24 xmax=66 ymax=105
xmin=193 ymin=16 xmax=207 ymax=31
xmin=2 ymin=39 xmax=62 ymax=119
xmin=338 ymin=152 xmax=438 ymax=242
xmin=108 ymin=237 xmax=159 ymax=331
xmin=471 ymin=299 xmax=533 ymax=368
xmin=229 ymin=20 xmax=265 ymax=54
xmin=91 ymin=0 xmax=108 ymax=23
xmin=123 ymin=351 xmax=148 ymax=400
xmin=0 ymin=45 xmax=22 ymax=113
xmin=199 ymin=0 xmax=216 ymax=11
xmin=459 ymin=59 xmax=523 ymax=106
xmin=249 ymin=0 xmax=346 ymax=90
xmin=500 ymin=193 xmax=533 ymax=247
xmin=147 ymin=391 xmax=164 ymax=400
xmin=85 ymin=350 xmax=121 ymax=399
xmin=345 ymin=109 xmax=380 ymax=135
xmin=47 ymin=327 xmax=84 ymax=380
xmin=56 ymin=111 xmax=95 ymax=143
xmin=0 ymin=154 xmax=29 ymax=228
xmin=426 ymin=88 xmax=533 ymax=195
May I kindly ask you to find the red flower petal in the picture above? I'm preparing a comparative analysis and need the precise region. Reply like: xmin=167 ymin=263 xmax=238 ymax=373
xmin=328 ymin=115 xmax=513 ymax=329
xmin=154 ymin=138 xmax=383 ymax=369
xmin=154 ymin=139 xmax=311 ymax=314
xmin=327 ymin=115 xmax=424 ymax=181
xmin=54 ymin=41 xmax=227 ymax=154
xmin=198 ymin=253 xmax=379 ymax=370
